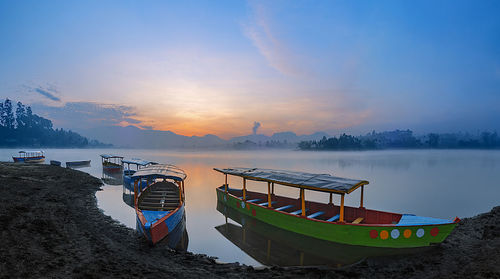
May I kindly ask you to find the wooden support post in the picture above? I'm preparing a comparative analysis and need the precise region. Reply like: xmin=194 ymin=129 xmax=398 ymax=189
xmin=178 ymin=181 xmax=182 ymax=204
xmin=267 ymin=182 xmax=272 ymax=208
xmin=301 ymin=188 xmax=306 ymax=217
xmin=271 ymin=182 xmax=274 ymax=194
xmin=243 ymin=178 xmax=246 ymax=201
xmin=329 ymin=193 xmax=333 ymax=205
xmin=224 ymin=174 xmax=228 ymax=193
xmin=134 ymin=180 xmax=138 ymax=206
xmin=360 ymin=185 xmax=364 ymax=208
xmin=182 ymin=180 xmax=185 ymax=200
xmin=340 ymin=194 xmax=345 ymax=222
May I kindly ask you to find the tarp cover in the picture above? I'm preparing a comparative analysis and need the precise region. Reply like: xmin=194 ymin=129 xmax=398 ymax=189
xmin=122 ymin=158 xmax=156 ymax=166
xmin=100 ymin=154 xmax=124 ymax=159
xmin=132 ymin=164 xmax=187 ymax=181
xmin=214 ymin=167 xmax=368 ymax=194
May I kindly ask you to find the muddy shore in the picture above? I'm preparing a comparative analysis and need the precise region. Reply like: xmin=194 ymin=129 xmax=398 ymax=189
xmin=0 ymin=162 xmax=498 ymax=278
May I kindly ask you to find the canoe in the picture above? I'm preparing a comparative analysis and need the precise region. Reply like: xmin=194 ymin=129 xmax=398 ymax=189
xmin=214 ymin=167 xmax=459 ymax=248
xmin=13 ymin=150 xmax=45 ymax=163
xmin=65 ymin=160 xmax=91 ymax=168
xmin=132 ymin=164 xmax=187 ymax=244
xmin=100 ymin=154 xmax=124 ymax=173
xmin=50 ymin=160 xmax=61 ymax=167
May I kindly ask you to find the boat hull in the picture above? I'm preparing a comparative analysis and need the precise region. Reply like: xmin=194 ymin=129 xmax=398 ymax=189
xmin=136 ymin=204 xmax=185 ymax=244
xmin=13 ymin=156 xmax=45 ymax=163
xmin=216 ymin=187 xmax=457 ymax=248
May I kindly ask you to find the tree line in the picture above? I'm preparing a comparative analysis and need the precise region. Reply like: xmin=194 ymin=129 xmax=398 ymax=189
xmin=298 ymin=129 xmax=500 ymax=150
xmin=0 ymin=98 xmax=111 ymax=147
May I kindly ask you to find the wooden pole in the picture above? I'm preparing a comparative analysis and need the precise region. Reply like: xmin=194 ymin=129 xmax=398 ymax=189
xmin=340 ymin=194 xmax=345 ymax=222
xmin=360 ymin=185 xmax=364 ymax=208
xmin=178 ymin=181 xmax=182 ymax=204
xmin=267 ymin=182 xmax=272 ymax=208
xmin=134 ymin=180 xmax=138 ymax=206
xmin=224 ymin=174 xmax=228 ymax=193
xmin=329 ymin=193 xmax=333 ymax=205
xmin=182 ymin=180 xmax=185 ymax=200
xmin=243 ymin=178 xmax=246 ymax=201
xmin=301 ymin=188 xmax=306 ymax=217
xmin=271 ymin=182 xmax=274 ymax=194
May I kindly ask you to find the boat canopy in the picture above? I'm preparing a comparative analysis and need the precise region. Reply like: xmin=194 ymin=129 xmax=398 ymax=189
xmin=19 ymin=150 xmax=44 ymax=154
xmin=132 ymin=164 xmax=187 ymax=181
xmin=214 ymin=167 xmax=368 ymax=194
xmin=123 ymin=158 xmax=157 ymax=166
xmin=100 ymin=154 xmax=124 ymax=159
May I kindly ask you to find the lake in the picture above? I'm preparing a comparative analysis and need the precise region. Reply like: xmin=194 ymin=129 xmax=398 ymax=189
xmin=2 ymin=148 xmax=499 ymax=266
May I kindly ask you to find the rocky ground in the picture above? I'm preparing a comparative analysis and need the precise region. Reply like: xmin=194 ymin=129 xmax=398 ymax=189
xmin=0 ymin=162 xmax=498 ymax=278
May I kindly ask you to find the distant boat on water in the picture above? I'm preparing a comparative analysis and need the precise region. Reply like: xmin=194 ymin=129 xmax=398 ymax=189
xmin=12 ymin=150 xmax=45 ymax=163
xmin=50 ymin=160 xmax=61 ymax=167
xmin=100 ymin=154 xmax=124 ymax=173
xmin=66 ymin=160 xmax=91 ymax=168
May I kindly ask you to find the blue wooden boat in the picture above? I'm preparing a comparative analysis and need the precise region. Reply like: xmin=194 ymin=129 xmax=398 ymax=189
xmin=132 ymin=164 xmax=187 ymax=244
xmin=13 ymin=150 xmax=45 ymax=163
xmin=100 ymin=154 xmax=124 ymax=174
xmin=65 ymin=160 xmax=91 ymax=168
xmin=50 ymin=160 xmax=61 ymax=167
xmin=122 ymin=158 xmax=157 ymax=192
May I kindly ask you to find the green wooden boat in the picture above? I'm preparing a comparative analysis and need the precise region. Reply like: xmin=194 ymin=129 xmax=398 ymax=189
xmin=214 ymin=167 xmax=460 ymax=248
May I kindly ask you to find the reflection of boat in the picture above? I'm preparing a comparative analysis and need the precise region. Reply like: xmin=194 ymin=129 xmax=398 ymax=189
xmin=216 ymin=202 xmax=427 ymax=267
xmin=100 ymin=154 xmax=124 ymax=173
xmin=50 ymin=160 xmax=61 ymax=167
xmin=66 ymin=160 xmax=91 ymax=168
xmin=122 ymin=159 xmax=157 ymax=192
xmin=13 ymin=150 xmax=45 ymax=163
xmin=102 ymin=170 xmax=123 ymax=185
xmin=132 ymin=164 xmax=187 ymax=244
xmin=214 ymin=167 xmax=459 ymax=248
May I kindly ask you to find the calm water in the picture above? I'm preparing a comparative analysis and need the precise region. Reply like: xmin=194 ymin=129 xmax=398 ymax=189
xmin=2 ymin=148 xmax=500 ymax=266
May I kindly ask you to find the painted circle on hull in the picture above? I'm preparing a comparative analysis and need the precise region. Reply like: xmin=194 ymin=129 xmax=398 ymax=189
xmin=252 ymin=209 xmax=256 ymax=216
xmin=430 ymin=227 xmax=439 ymax=236
xmin=391 ymin=229 xmax=400 ymax=239
xmin=380 ymin=230 xmax=389 ymax=240
xmin=369 ymin=230 xmax=378 ymax=239
xmin=241 ymin=201 xmax=245 ymax=208
xmin=403 ymin=229 xmax=412 ymax=238
xmin=416 ymin=228 xmax=425 ymax=238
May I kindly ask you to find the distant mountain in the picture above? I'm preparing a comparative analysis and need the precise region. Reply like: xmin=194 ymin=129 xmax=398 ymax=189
xmin=79 ymin=125 xmax=226 ymax=148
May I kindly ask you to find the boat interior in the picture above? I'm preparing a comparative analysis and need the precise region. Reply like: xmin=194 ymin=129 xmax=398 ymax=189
xmin=222 ymin=186 xmax=403 ymax=225
xmin=138 ymin=181 xmax=181 ymax=211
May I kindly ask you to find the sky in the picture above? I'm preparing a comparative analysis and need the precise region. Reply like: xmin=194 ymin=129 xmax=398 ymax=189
xmin=1 ymin=0 xmax=499 ymax=138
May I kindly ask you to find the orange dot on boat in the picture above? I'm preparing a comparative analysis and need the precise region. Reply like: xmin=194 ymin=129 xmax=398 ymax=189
xmin=404 ymin=229 xmax=412 ymax=238
xmin=430 ymin=227 xmax=439 ymax=236
xmin=380 ymin=230 xmax=389 ymax=240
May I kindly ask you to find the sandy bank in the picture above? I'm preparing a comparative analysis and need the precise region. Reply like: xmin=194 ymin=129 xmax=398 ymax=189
xmin=0 ymin=163 xmax=498 ymax=278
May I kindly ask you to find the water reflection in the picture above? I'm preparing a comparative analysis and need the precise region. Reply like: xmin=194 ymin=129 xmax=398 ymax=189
xmin=215 ymin=201 xmax=429 ymax=267
xmin=101 ymin=169 xmax=123 ymax=185
xmin=122 ymin=183 xmax=189 ymax=251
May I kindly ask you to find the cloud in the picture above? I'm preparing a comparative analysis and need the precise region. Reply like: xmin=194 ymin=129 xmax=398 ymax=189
xmin=243 ymin=2 xmax=305 ymax=77
xmin=252 ymin=121 xmax=261 ymax=134
xmin=34 ymin=87 xmax=61 ymax=102
xmin=31 ymin=101 xmax=142 ymax=131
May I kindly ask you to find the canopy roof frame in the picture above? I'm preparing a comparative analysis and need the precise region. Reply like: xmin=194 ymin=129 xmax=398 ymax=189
xmin=214 ymin=167 xmax=369 ymax=195
xmin=100 ymin=154 xmax=124 ymax=159
xmin=132 ymin=164 xmax=187 ymax=181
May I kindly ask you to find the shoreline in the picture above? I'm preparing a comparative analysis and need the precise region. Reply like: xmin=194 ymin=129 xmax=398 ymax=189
xmin=0 ymin=162 xmax=498 ymax=278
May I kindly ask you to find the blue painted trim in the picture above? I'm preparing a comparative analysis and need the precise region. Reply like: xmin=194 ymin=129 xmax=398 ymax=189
xmin=307 ymin=211 xmax=325 ymax=219
xmin=326 ymin=214 xmax=340 ymax=222
xmin=276 ymin=205 xmax=293 ymax=211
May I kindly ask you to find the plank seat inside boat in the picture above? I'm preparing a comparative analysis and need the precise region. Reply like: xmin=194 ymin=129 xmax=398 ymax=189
xmin=138 ymin=181 xmax=180 ymax=211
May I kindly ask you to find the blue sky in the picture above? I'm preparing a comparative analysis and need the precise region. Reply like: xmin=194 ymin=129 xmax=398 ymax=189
xmin=1 ymin=0 xmax=499 ymax=137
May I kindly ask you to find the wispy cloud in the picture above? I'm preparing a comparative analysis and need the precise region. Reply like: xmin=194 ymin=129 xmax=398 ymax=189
xmin=35 ymin=88 xmax=61 ymax=101
xmin=243 ymin=2 xmax=305 ymax=77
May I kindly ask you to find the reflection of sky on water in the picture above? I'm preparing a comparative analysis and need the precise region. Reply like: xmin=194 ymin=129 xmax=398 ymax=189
xmin=1 ymin=148 xmax=499 ymax=266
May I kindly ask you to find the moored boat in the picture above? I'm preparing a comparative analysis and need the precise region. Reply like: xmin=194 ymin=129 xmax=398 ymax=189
xmin=66 ymin=160 xmax=91 ymax=168
xmin=50 ymin=160 xmax=61 ymax=166
xmin=100 ymin=154 xmax=124 ymax=173
xmin=214 ymin=167 xmax=460 ymax=248
xmin=132 ymin=164 xmax=187 ymax=244
xmin=122 ymin=159 xmax=158 ymax=192
xmin=12 ymin=150 xmax=45 ymax=163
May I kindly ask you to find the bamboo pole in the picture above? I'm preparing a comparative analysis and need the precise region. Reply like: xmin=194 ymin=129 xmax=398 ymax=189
xmin=134 ymin=180 xmax=138 ymax=206
xmin=301 ymin=188 xmax=306 ymax=217
xmin=224 ymin=174 xmax=228 ymax=193
xmin=340 ymin=194 xmax=345 ymax=222
xmin=360 ymin=185 xmax=364 ymax=208
xmin=243 ymin=178 xmax=246 ymax=201
xmin=267 ymin=182 xmax=272 ymax=208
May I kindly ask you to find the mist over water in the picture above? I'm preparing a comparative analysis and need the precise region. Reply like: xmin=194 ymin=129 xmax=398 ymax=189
xmin=2 ymin=148 xmax=499 ymax=266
